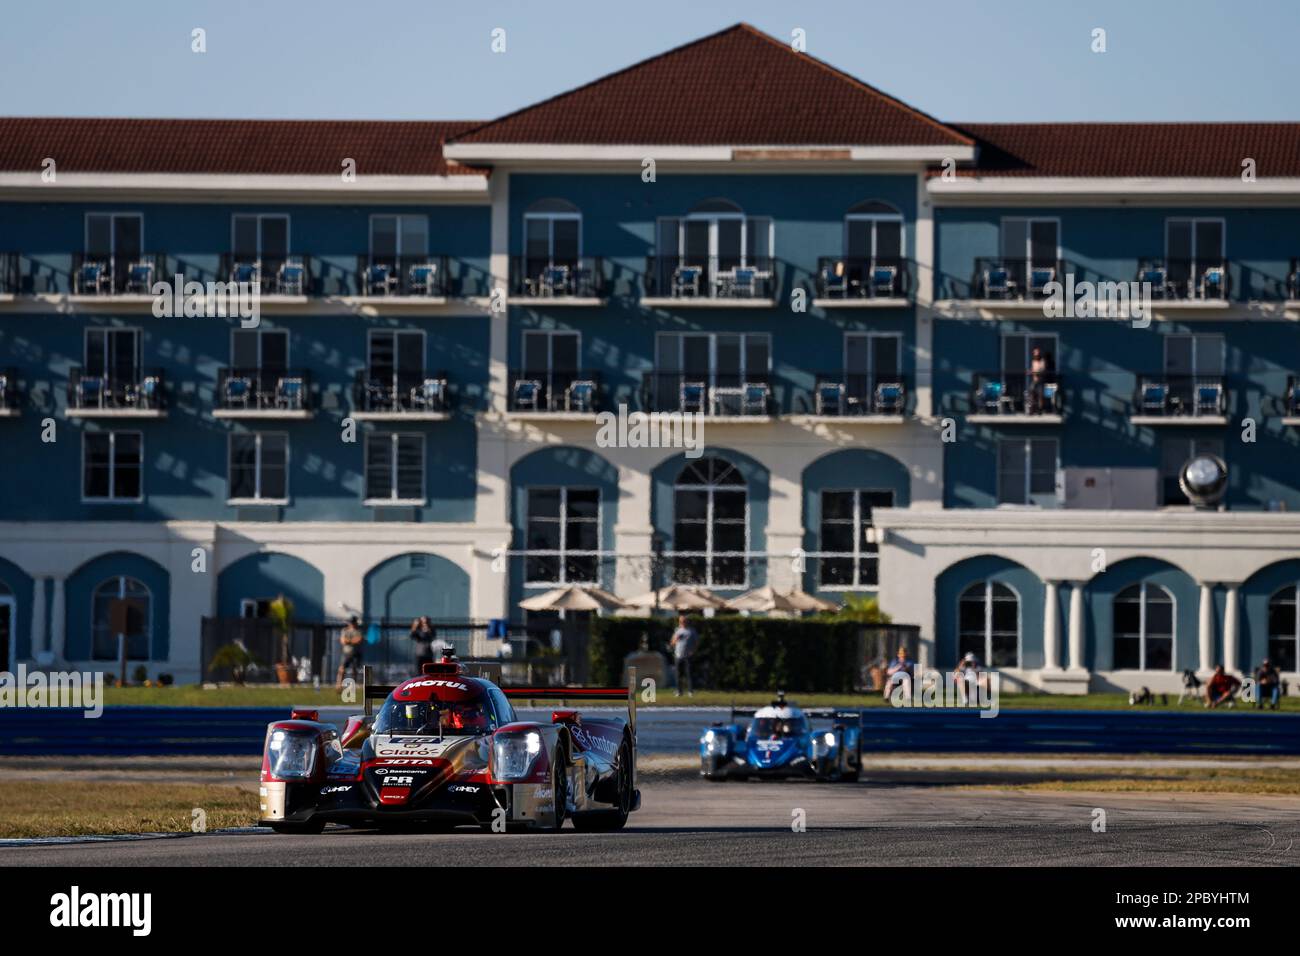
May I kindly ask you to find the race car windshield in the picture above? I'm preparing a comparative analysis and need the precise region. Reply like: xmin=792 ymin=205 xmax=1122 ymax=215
xmin=374 ymin=699 xmax=492 ymax=737
xmin=752 ymin=717 xmax=809 ymax=737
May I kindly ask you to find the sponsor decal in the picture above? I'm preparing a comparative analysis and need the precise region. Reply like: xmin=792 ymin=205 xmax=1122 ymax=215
xmin=372 ymin=758 xmax=441 ymax=766
xmin=49 ymin=886 xmax=151 ymax=937
xmin=570 ymin=726 xmax=618 ymax=758
xmin=401 ymin=679 xmax=470 ymax=693
xmin=373 ymin=767 xmax=428 ymax=776
xmin=380 ymin=776 xmax=415 ymax=787
xmin=449 ymin=785 xmax=480 ymax=794
xmin=320 ymin=785 xmax=352 ymax=794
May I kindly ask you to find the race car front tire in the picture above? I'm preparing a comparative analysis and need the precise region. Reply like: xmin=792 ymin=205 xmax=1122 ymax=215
xmin=572 ymin=738 xmax=633 ymax=831
xmin=544 ymin=744 xmax=568 ymax=832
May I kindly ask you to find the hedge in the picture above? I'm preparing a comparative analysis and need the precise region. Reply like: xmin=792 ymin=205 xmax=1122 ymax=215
xmin=589 ymin=616 xmax=865 ymax=692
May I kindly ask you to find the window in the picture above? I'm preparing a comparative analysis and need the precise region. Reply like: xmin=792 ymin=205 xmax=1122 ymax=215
xmin=83 ymin=431 xmax=142 ymax=501
xmin=819 ymin=489 xmax=894 ymax=588
xmin=365 ymin=433 xmax=425 ymax=503
xmin=91 ymin=576 xmax=150 ymax=661
xmin=657 ymin=200 xmax=773 ymax=273
xmin=85 ymin=213 xmax=143 ymax=261
xmin=524 ymin=488 xmax=600 ymax=584
xmin=85 ymin=327 xmax=140 ymax=382
xmin=657 ymin=332 xmax=771 ymax=388
xmin=522 ymin=331 xmax=579 ymax=377
xmin=1160 ymin=437 xmax=1223 ymax=505
xmin=231 ymin=329 xmax=288 ymax=371
xmin=369 ymin=330 xmax=425 ymax=381
xmin=958 ymin=581 xmax=1019 ymax=667
xmin=1166 ymin=218 xmax=1224 ymax=267
xmin=673 ymin=456 xmax=747 ymax=587
xmin=1113 ymin=582 xmax=1174 ymax=670
xmin=845 ymin=201 xmax=903 ymax=261
xmin=1002 ymin=333 xmax=1057 ymax=375
xmin=1000 ymin=217 xmax=1059 ymax=267
xmin=1268 ymin=586 xmax=1299 ymax=673
xmin=370 ymin=215 xmax=428 ymax=260
xmin=524 ymin=199 xmax=581 ymax=267
xmin=845 ymin=332 xmax=901 ymax=401
xmin=232 ymin=214 xmax=289 ymax=262
xmin=228 ymin=433 xmax=288 ymax=502
xmin=240 ymin=598 xmax=273 ymax=620
xmin=997 ymin=438 xmax=1058 ymax=506
xmin=1164 ymin=334 xmax=1224 ymax=378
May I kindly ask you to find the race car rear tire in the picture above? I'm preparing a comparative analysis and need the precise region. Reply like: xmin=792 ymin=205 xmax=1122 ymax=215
xmin=544 ymin=744 xmax=568 ymax=833
xmin=572 ymin=738 xmax=632 ymax=831
xmin=270 ymin=819 xmax=326 ymax=835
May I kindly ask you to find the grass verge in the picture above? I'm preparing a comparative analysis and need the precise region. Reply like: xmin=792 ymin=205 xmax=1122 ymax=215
xmin=0 ymin=782 xmax=259 ymax=839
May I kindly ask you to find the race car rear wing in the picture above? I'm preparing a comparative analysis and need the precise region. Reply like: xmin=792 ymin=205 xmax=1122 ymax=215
xmin=501 ymin=667 xmax=638 ymax=737
xmin=727 ymin=706 xmax=862 ymax=727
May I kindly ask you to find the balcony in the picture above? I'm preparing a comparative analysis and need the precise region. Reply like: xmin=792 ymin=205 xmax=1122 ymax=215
xmin=1136 ymin=258 xmax=1230 ymax=303
xmin=970 ymin=258 xmax=1065 ymax=303
xmin=509 ymin=257 xmax=605 ymax=304
xmin=1130 ymin=374 xmax=1228 ymax=425
xmin=968 ymin=372 xmax=1064 ymax=424
xmin=351 ymin=370 xmax=451 ymax=420
xmin=214 ymin=368 xmax=313 ymax=419
xmin=355 ymin=255 xmax=450 ymax=300
xmin=0 ymin=368 xmax=18 ymax=417
xmin=1283 ymin=376 xmax=1300 ymax=426
xmin=0 ymin=253 xmax=17 ymax=296
xmin=218 ymin=254 xmax=314 ymax=297
xmin=791 ymin=373 xmax=908 ymax=423
xmin=506 ymin=370 xmax=603 ymax=419
xmin=66 ymin=368 xmax=166 ymax=417
xmin=813 ymin=257 xmax=912 ymax=306
xmin=70 ymin=253 xmax=167 ymax=298
xmin=642 ymin=372 xmax=772 ymax=420
xmin=642 ymin=256 xmax=777 ymax=306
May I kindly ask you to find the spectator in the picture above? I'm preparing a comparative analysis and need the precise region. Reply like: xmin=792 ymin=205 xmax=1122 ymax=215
xmin=954 ymin=651 xmax=981 ymax=704
xmin=1255 ymin=658 xmax=1281 ymax=710
xmin=669 ymin=614 xmax=698 ymax=697
xmin=336 ymin=616 xmax=364 ymax=687
xmin=1204 ymin=664 xmax=1241 ymax=709
xmin=409 ymin=615 xmax=436 ymax=671
xmin=884 ymin=645 xmax=915 ymax=698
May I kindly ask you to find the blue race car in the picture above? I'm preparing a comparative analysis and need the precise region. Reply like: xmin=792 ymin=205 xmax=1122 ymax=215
xmin=699 ymin=692 xmax=862 ymax=782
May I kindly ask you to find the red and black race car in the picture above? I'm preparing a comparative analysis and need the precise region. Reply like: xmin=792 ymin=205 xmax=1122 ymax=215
xmin=258 ymin=658 xmax=639 ymax=833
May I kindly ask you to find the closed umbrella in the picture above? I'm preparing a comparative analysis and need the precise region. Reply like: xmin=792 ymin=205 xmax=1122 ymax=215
xmin=518 ymin=585 xmax=628 ymax=613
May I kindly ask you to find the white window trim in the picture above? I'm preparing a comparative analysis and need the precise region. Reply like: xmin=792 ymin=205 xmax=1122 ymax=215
xmin=226 ymin=431 xmax=290 ymax=505
xmin=1113 ymin=581 xmax=1177 ymax=672
xmin=996 ymin=436 xmax=1059 ymax=507
xmin=843 ymin=206 xmax=905 ymax=259
xmin=817 ymin=488 xmax=893 ymax=591
xmin=522 ymin=210 xmax=583 ymax=263
xmin=363 ymin=432 xmax=426 ymax=506
xmin=368 ymin=213 xmax=429 ymax=258
xmin=1268 ymin=585 xmax=1300 ymax=671
xmin=998 ymin=215 xmax=1062 ymax=261
xmin=230 ymin=213 xmax=291 ymax=258
xmin=656 ymin=331 xmax=772 ymax=385
xmin=672 ymin=461 xmax=750 ymax=589
xmin=81 ymin=430 xmax=144 ymax=504
xmin=83 ymin=326 xmax=142 ymax=379
xmin=90 ymin=575 xmax=152 ymax=662
xmin=83 ymin=211 xmax=145 ymax=257
xmin=958 ymin=580 xmax=1022 ymax=669
xmin=1164 ymin=216 xmax=1227 ymax=260
xmin=523 ymin=486 xmax=602 ymax=586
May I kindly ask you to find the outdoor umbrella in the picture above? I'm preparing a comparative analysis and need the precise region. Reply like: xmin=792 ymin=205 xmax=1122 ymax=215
xmin=622 ymin=583 xmax=727 ymax=612
xmin=518 ymin=585 xmax=628 ymax=613
xmin=724 ymin=585 xmax=839 ymax=614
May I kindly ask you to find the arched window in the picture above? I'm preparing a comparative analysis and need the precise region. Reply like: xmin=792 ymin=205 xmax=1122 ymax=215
xmin=524 ymin=487 xmax=600 ymax=585
xmin=958 ymin=581 xmax=1019 ymax=667
xmin=656 ymin=200 xmax=773 ymax=295
xmin=1113 ymin=582 xmax=1174 ymax=670
xmin=91 ymin=575 xmax=151 ymax=661
xmin=0 ymin=579 xmax=14 ymax=671
xmin=524 ymin=198 xmax=581 ymax=268
xmin=673 ymin=457 xmax=747 ymax=587
xmin=845 ymin=200 xmax=903 ymax=263
xmin=1268 ymin=585 xmax=1298 ymax=673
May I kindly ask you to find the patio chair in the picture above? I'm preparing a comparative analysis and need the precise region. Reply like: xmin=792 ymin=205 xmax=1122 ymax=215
xmin=364 ymin=377 xmax=393 ymax=411
xmin=983 ymin=265 xmax=1015 ymax=299
xmin=231 ymin=260 xmax=261 ymax=288
xmin=224 ymin=375 xmax=253 ymax=409
xmin=1141 ymin=381 xmax=1169 ymax=415
xmin=978 ymin=379 xmax=1006 ymax=413
xmin=870 ymin=264 xmax=898 ymax=298
xmin=565 ymin=379 xmax=596 ymax=413
xmin=76 ymin=375 xmax=105 ymax=409
xmin=673 ymin=265 xmax=702 ymax=298
xmin=727 ymin=266 xmax=757 ymax=298
xmin=1195 ymin=382 xmax=1224 ymax=417
xmin=541 ymin=264 xmax=571 ymax=297
xmin=741 ymin=382 xmax=770 ymax=415
xmin=821 ymin=263 xmax=847 ymax=298
xmin=276 ymin=259 xmax=306 ymax=296
xmin=679 ymin=380 xmax=706 ymax=413
xmin=366 ymin=263 xmax=397 ymax=296
xmin=125 ymin=260 xmax=154 ymax=295
xmin=1199 ymin=265 xmax=1226 ymax=300
xmin=1140 ymin=264 xmax=1169 ymax=300
xmin=77 ymin=260 xmax=110 ymax=295
xmin=815 ymin=381 xmax=845 ymax=416
xmin=1028 ymin=265 xmax=1056 ymax=297
xmin=513 ymin=378 xmax=542 ymax=411
xmin=874 ymin=381 xmax=904 ymax=415
xmin=410 ymin=378 xmax=446 ymax=411
xmin=132 ymin=375 xmax=161 ymax=410
xmin=275 ymin=376 xmax=305 ymax=410
xmin=407 ymin=261 xmax=440 ymax=296
xmin=1040 ymin=380 xmax=1061 ymax=414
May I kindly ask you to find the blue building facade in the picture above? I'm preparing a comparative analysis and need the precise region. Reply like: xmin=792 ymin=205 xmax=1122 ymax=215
xmin=2 ymin=24 xmax=1298 ymax=691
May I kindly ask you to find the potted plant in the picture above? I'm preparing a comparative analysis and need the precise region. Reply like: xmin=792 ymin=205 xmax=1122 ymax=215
xmin=208 ymin=642 xmax=258 ymax=685
xmin=269 ymin=594 xmax=296 ymax=686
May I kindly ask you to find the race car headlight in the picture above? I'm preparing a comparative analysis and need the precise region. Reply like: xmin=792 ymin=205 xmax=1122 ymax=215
xmin=702 ymin=729 xmax=728 ymax=755
xmin=493 ymin=731 xmax=542 ymax=781
xmin=267 ymin=730 xmax=318 ymax=780
xmin=813 ymin=732 xmax=837 ymax=757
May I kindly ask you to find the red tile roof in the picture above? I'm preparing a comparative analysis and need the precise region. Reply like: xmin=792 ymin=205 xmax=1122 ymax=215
xmin=943 ymin=123 xmax=1300 ymax=178
xmin=451 ymin=23 xmax=973 ymax=148
xmin=0 ymin=118 xmax=485 ymax=176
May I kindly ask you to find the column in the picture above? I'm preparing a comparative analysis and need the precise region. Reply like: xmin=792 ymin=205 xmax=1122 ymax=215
xmin=912 ymin=175 xmax=935 ymax=419
xmin=1223 ymin=583 xmax=1240 ymax=676
xmin=1067 ymin=580 xmax=1085 ymax=672
xmin=1198 ymin=582 xmax=1215 ymax=676
xmin=30 ymin=575 xmax=46 ymax=663
xmin=1042 ymin=580 xmax=1060 ymax=670
xmin=50 ymin=576 xmax=65 ymax=663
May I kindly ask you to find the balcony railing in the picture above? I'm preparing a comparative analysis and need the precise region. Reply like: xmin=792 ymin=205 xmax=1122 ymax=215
xmin=1286 ymin=376 xmax=1300 ymax=417
xmin=1136 ymin=259 xmax=1231 ymax=301
xmin=1288 ymin=260 xmax=1300 ymax=300
xmin=356 ymin=255 xmax=450 ymax=298
xmin=1133 ymin=374 xmax=1227 ymax=419
xmin=970 ymin=371 xmax=1063 ymax=417
xmin=509 ymin=257 xmax=605 ymax=299
xmin=971 ymin=258 xmax=1065 ymax=301
xmin=71 ymin=253 xmax=167 ymax=296
xmin=644 ymin=256 xmax=777 ymax=300
xmin=215 ymin=368 xmax=312 ymax=413
xmin=67 ymin=368 xmax=166 ymax=412
xmin=507 ymin=370 xmax=603 ymax=414
xmin=815 ymin=257 xmax=911 ymax=299
xmin=0 ymin=253 xmax=17 ymax=294
xmin=218 ymin=254 xmax=313 ymax=296
xmin=642 ymin=371 xmax=773 ymax=416
xmin=352 ymin=369 xmax=450 ymax=414
xmin=802 ymin=373 xmax=908 ymax=417
xmin=0 ymin=367 xmax=18 ymax=411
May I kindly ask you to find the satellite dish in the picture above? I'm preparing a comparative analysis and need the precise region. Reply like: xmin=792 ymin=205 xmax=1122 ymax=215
xmin=1179 ymin=454 xmax=1227 ymax=508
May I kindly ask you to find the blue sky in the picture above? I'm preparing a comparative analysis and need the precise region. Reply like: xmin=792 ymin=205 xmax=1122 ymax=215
xmin=0 ymin=0 xmax=1294 ymax=123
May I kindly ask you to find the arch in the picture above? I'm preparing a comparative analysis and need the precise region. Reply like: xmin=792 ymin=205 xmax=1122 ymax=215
xmin=844 ymin=199 xmax=904 ymax=262
xmin=847 ymin=199 xmax=902 ymax=216
xmin=651 ymin=449 xmax=769 ymax=591
xmin=217 ymin=552 xmax=324 ymax=622
xmin=525 ymin=197 xmax=580 ymax=215
xmin=958 ymin=579 xmax=1021 ymax=668
xmin=0 ymin=556 xmax=34 ymax=665
xmin=363 ymin=553 xmax=470 ymax=623
xmin=689 ymin=197 xmax=743 ymax=216
xmin=1111 ymin=581 xmax=1175 ymax=672
xmin=523 ymin=197 xmax=582 ymax=264
xmin=1085 ymin=557 xmax=1197 ymax=673
xmin=1241 ymin=558 xmax=1300 ymax=673
xmin=65 ymin=551 xmax=170 ymax=662
xmin=934 ymin=555 xmax=1040 ymax=669
xmin=90 ymin=575 xmax=151 ymax=662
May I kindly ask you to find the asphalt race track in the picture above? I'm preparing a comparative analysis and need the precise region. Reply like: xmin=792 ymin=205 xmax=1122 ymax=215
xmin=4 ymin=778 xmax=1299 ymax=866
